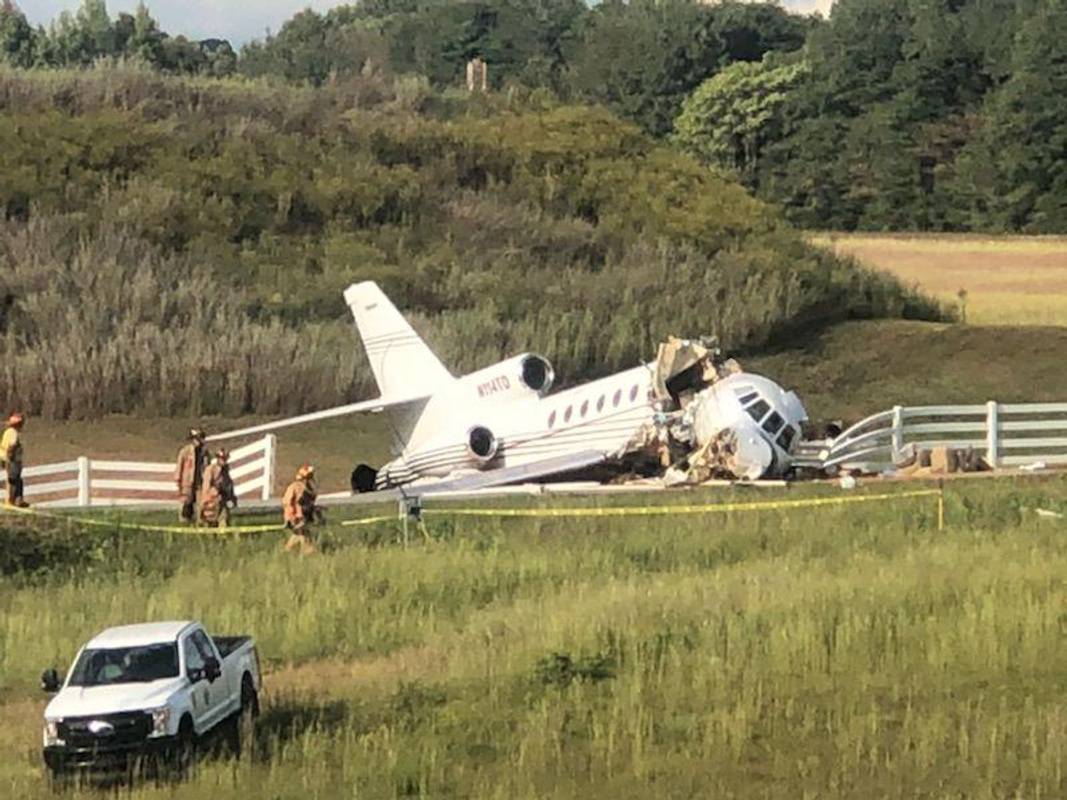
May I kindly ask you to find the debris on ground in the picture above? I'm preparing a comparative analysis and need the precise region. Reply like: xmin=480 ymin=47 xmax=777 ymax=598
xmin=1019 ymin=461 xmax=1048 ymax=472
xmin=893 ymin=444 xmax=991 ymax=478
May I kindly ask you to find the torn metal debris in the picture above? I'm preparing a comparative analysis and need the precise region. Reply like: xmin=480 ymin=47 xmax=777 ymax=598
xmin=621 ymin=337 xmax=809 ymax=485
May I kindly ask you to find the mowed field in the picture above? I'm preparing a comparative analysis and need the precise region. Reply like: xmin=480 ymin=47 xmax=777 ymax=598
xmin=809 ymin=233 xmax=1067 ymax=325
xmin=1 ymin=477 xmax=1066 ymax=798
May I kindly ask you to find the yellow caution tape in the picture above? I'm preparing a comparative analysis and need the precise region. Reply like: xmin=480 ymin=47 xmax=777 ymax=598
xmin=1 ymin=505 xmax=283 ymax=536
xmin=422 ymin=490 xmax=943 ymax=519
xmin=1 ymin=488 xmax=947 ymax=533
xmin=339 ymin=515 xmax=399 ymax=528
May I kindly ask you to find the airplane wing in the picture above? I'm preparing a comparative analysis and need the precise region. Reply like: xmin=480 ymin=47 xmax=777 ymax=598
xmin=206 ymin=394 xmax=430 ymax=442
xmin=417 ymin=450 xmax=608 ymax=496
xmin=315 ymin=450 xmax=610 ymax=509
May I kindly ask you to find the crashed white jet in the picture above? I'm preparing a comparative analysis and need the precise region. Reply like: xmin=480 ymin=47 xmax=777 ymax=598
xmin=210 ymin=282 xmax=809 ymax=495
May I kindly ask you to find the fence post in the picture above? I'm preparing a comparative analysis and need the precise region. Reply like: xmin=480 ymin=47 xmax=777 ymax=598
xmin=891 ymin=405 xmax=904 ymax=462
xmin=262 ymin=434 xmax=276 ymax=501
xmin=985 ymin=401 xmax=999 ymax=468
xmin=77 ymin=456 xmax=91 ymax=507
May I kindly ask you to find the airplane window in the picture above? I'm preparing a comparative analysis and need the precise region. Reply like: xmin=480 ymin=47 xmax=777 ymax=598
xmin=564 ymin=406 xmax=573 ymax=423
xmin=597 ymin=395 xmax=605 ymax=413
xmin=738 ymin=392 xmax=758 ymax=406
xmin=777 ymin=425 xmax=796 ymax=452
xmin=580 ymin=400 xmax=589 ymax=418
xmin=613 ymin=389 xmax=622 ymax=407
xmin=746 ymin=399 xmax=771 ymax=423
xmin=762 ymin=411 xmax=785 ymax=435
xmin=630 ymin=385 xmax=639 ymax=403
xmin=548 ymin=410 xmax=557 ymax=429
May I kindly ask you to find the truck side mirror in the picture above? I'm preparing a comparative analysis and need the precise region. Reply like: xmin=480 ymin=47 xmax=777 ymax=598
xmin=204 ymin=657 xmax=221 ymax=683
xmin=41 ymin=668 xmax=61 ymax=693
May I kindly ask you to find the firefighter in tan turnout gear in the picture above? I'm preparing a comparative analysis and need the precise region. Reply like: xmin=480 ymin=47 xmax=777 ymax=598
xmin=199 ymin=449 xmax=237 ymax=527
xmin=174 ymin=428 xmax=208 ymax=522
xmin=2 ymin=412 xmax=28 ymax=508
xmin=282 ymin=464 xmax=321 ymax=554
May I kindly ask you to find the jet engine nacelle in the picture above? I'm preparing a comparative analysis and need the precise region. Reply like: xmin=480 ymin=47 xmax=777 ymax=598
xmin=466 ymin=425 xmax=498 ymax=466
xmin=461 ymin=354 xmax=555 ymax=402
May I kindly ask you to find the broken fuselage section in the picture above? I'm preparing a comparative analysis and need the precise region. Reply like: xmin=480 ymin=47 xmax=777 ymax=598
xmin=623 ymin=337 xmax=809 ymax=483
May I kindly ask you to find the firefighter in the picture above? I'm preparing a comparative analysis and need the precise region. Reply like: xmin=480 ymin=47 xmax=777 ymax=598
xmin=174 ymin=428 xmax=208 ymax=523
xmin=1 ymin=412 xmax=27 ymax=508
xmin=282 ymin=464 xmax=321 ymax=554
xmin=199 ymin=449 xmax=237 ymax=528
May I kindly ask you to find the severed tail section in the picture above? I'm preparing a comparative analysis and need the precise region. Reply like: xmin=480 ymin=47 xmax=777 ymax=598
xmin=344 ymin=281 xmax=454 ymax=398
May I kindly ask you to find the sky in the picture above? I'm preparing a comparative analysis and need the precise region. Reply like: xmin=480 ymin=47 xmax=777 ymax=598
xmin=16 ymin=1 xmax=834 ymax=46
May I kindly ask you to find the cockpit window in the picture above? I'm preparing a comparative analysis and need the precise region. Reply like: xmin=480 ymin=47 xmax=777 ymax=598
xmin=777 ymin=425 xmax=796 ymax=452
xmin=745 ymin=399 xmax=771 ymax=423
xmin=762 ymin=411 xmax=785 ymax=435
xmin=738 ymin=391 xmax=758 ymax=406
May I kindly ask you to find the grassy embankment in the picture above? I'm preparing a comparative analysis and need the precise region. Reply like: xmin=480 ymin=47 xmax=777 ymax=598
xmin=1 ymin=477 xmax=1065 ymax=798
xmin=0 ymin=65 xmax=941 ymax=421
xmin=810 ymin=233 xmax=1067 ymax=326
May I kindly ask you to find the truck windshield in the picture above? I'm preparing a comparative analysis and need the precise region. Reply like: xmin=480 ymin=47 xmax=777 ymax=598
xmin=68 ymin=643 xmax=180 ymax=686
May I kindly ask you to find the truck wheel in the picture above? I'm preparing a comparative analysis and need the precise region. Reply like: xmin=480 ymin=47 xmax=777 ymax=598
xmin=174 ymin=716 xmax=195 ymax=776
xmin=231 ymin=676 xmax=259 ymax=759
xmin=45 ymin=767 xmax=66 ymax=794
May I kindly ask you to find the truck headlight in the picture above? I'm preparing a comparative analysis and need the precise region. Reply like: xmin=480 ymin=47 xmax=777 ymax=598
xmin=150 ymin=707 xmax=171 ymax=737
xmin=44 ymin=719 xmax=63 ymax=747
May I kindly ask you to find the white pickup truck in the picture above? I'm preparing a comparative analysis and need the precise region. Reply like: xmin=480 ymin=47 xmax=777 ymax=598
xmin=40 ymin=620 xmax=261 ymax=776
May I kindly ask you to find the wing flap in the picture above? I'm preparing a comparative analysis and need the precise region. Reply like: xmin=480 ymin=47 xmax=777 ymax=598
xmin=413 ymin=450 xmax=609 ymax=496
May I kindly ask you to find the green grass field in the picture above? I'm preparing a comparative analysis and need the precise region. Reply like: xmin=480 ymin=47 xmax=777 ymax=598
xmin=2 ymin=477 xmax=1066 ymax=798
xmin=809 ymin=233 xmax=1067 ymax=326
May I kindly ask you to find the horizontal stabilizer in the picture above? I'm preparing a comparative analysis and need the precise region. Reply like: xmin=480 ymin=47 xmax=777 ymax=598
xmin=206 ymin=394 xmax=430 ymax=442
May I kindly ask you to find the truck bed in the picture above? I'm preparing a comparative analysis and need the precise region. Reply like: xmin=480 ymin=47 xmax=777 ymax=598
xmin=212 ymin=635 xmax=252 ymax=660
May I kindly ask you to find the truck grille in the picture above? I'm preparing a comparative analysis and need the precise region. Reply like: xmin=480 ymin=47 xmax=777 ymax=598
xmin=58 ymin=711 xmax=152 ymax=749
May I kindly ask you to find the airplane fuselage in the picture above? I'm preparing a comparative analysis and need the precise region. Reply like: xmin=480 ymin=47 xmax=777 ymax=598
xmin=378 ymin=364 xmax=656 ymax=487
xmin=376 ymin=364 xmax=805 ymax=489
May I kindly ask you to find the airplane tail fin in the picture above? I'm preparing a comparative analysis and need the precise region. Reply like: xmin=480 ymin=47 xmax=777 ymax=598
xmin=344 ymin=281 xmax=453 ymax=397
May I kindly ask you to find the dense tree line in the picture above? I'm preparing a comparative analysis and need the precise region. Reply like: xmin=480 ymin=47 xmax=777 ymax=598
xmin=0 ymin=0 xmax=808 ymax=135
xmin=0 ymin=65 xmax=937 ymax=418
xmin=0 ymin=0 xmax=235 ymax=75
xmin=676 ymin=0 xmax=1067 ymax=233
xmin=5 ymin=0 xmax=1060 ymax=232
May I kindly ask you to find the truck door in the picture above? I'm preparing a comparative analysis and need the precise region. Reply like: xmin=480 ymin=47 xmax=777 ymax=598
xmin=189 ymin=629 xmax=229 ymax=729
xmin=181 ymin=632 xmax=212 ymax=732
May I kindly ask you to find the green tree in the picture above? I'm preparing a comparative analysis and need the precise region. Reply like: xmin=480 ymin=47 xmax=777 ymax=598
xmin=567 ymin=1 xmax=806 ymax=136
xmin=0 ymin=0 xmax=37 ymax=67
xmin=75 ymin=0 xmax=116 ymax=59
xmin=674 ymin=57 xmax=810 ymax=182
xmin=125 ymin=2 xmax=163 ymax=65
xmin=951 ymin=0 xmax=1067 ymax=232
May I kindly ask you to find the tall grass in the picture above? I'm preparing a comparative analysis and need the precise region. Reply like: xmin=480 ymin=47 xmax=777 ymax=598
xmin=0 ymin=217 xmax=365 ymax=417
xmin=1 ymin=478 xmax=1065 ymax=797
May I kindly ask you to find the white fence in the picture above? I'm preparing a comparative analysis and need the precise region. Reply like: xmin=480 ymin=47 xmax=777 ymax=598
xmin=0 ymin=435 xmax=276 ymax=509
xmin=818 ymin=402 xmax=1067 ymax=473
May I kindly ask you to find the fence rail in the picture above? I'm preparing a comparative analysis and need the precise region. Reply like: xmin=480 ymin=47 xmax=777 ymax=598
xmin=0 ymin=435 xmax=276 ymax=509
xmin=813 ymin=402 xmax=1067 ymax=473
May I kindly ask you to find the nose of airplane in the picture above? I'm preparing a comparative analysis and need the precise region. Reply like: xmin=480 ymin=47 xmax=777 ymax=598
xmin=732 ymin=429 xmax=775 ymax=480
